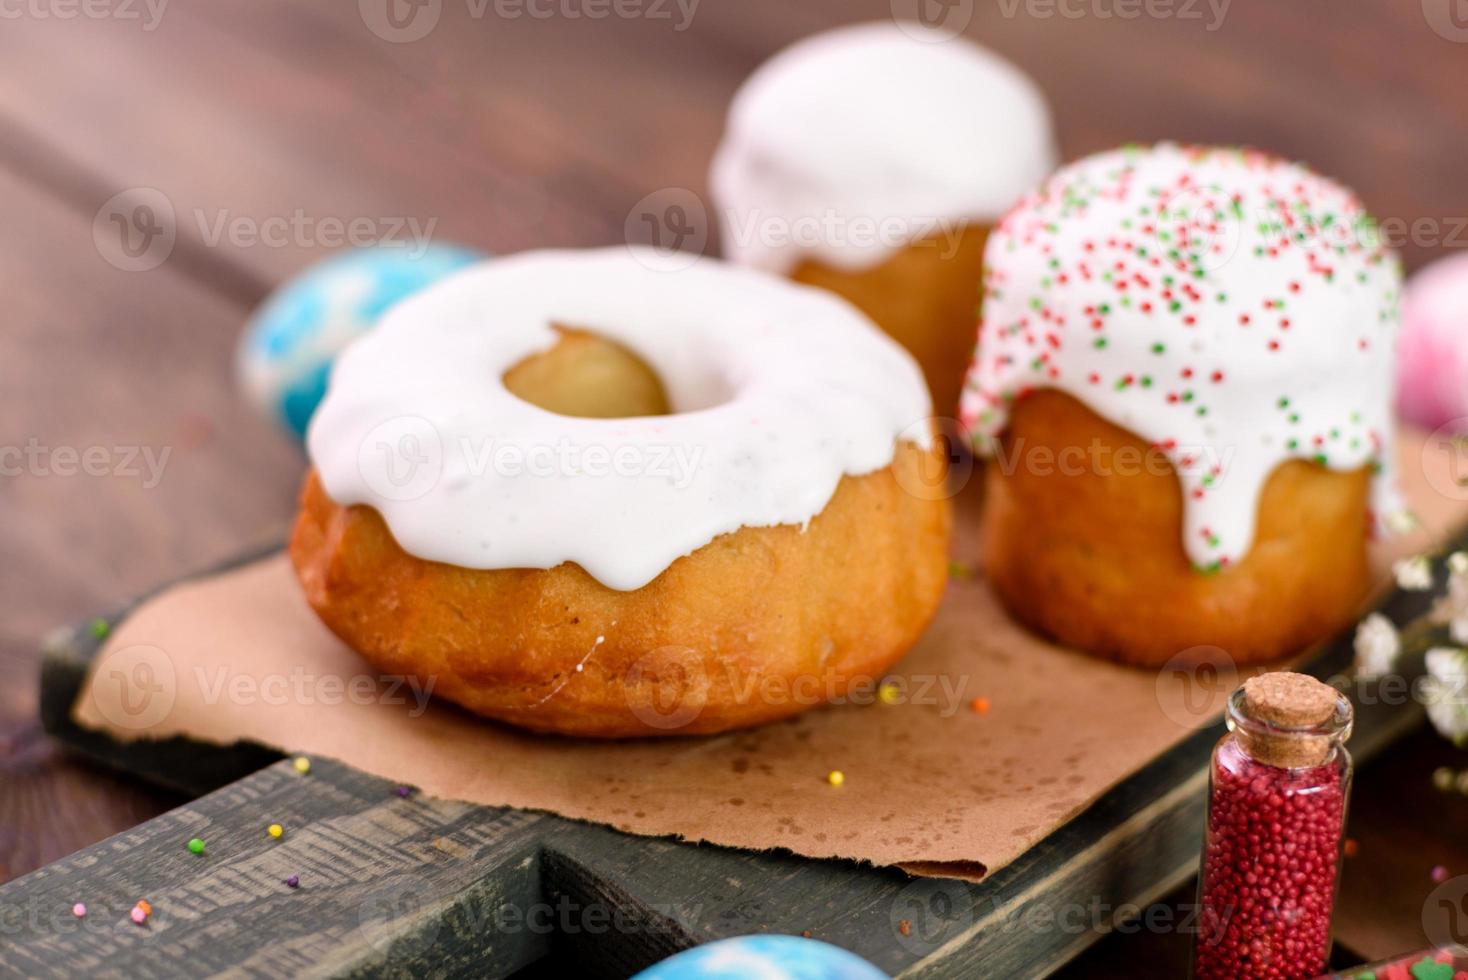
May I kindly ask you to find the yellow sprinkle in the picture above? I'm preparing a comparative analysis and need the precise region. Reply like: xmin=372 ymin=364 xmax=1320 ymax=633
xmin=292 ymin=756 xmax=311 ymax=775
xmin=267 ymin=824 xmax=283 ymax=839
xmin=877 ymin=683 xmax=900 ymax=705
xmin=826 ymin=770 xmax=845 ymax=787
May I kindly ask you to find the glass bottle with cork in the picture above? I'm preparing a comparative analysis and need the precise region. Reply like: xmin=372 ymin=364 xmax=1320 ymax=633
xmin=1193 ymin=671 xmax=1354 ymax=980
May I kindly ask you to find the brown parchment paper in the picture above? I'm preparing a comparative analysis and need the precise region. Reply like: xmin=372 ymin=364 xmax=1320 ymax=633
xmin=74 ymin=428 xmax=1468 ymax=880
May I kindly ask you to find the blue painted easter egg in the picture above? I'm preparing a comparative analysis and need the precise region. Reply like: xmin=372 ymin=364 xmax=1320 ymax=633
xmin=236 ymin=243 xmax=485 ymax=440
xmin=632 ymin=935 xmax=888 ymax=980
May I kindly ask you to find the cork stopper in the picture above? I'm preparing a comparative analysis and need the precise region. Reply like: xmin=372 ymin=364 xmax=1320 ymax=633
xmin=1233 ymin=672 xmax=1350 ymax=769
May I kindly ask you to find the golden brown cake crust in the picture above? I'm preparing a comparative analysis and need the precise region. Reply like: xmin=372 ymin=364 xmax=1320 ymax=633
xmin=981 ymin=389 xmax=1373 ymax=667
xmin=291 ymin=438 xmax=952 ymax=738
xmin=791 ymin=224 xmax=990 ymax=420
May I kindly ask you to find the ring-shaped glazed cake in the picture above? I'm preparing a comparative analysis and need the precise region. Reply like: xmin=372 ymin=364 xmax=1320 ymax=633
xmin=292 ymin=247 xmax=953 ymax=737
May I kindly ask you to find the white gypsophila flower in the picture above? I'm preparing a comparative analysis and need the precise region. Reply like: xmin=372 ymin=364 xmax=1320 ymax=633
xmin=1452 ymin=611 xmax=1468 ymax=647
xmin=1437 ymin=552 xmax=1468 ymax=643
xmin=1394 ymin=555 xmax=1435 ymax=592
xmin=1424 ymin=647 xmax=1468 ymax=745
xmin=1353 ymin=613 xmax=1401 ymax=679
xmin=1386 ymin=510 xmax=1422 ymax=535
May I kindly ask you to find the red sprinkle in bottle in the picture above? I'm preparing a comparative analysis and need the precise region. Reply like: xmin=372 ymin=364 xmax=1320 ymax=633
xmin=1193 ymin=672 xmax=1353 ymax=980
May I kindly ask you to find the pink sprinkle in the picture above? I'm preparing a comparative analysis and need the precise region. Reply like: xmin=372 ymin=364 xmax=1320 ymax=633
xmin=71 ymin=903 xmax=86 ymax=918
xmin=1432 ymin=865 xmax=1450 ymax=883
xmin=130 ymin=907 xmax=147 ymax=925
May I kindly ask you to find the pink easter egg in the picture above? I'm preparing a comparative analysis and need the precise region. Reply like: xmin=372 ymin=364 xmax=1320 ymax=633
xmin=1399 ymin=252 xmax=1468 ymax=431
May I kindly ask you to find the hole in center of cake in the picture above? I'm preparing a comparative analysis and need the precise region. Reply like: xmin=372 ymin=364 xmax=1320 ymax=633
xmin=502 ymin=326 xmax=676 ymax=419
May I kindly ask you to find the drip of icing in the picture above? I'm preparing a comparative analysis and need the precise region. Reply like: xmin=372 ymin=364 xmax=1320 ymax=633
xmin=710 ymin=21 xmax=1057 ymax=276
xmin=960 ymin=144 xmax=1404 ymax=572
xmin=308 ymin=248 xmax=933 ymax=591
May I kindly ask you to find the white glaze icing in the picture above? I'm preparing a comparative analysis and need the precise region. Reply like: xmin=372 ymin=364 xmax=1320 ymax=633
xmin=307 ymin=247 xmax=933 ymax=591
xmin=709 ymin=21 xmax=1057 ymax=275
xmin=960 ymin=144 xmax=1403 ymax=571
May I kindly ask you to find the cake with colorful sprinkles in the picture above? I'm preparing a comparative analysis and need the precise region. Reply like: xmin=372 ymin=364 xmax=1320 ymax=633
xmin=962 ymin=143 xmax=1405 ymax=666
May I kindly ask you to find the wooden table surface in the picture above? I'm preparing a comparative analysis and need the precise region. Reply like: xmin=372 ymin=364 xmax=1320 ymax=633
xmin=3 ymin=1 xmax=1466 ymax=975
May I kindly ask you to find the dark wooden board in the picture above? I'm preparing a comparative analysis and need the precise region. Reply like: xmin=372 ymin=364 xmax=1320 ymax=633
xmin=2 ymin=535 xmax=1460 ymax=979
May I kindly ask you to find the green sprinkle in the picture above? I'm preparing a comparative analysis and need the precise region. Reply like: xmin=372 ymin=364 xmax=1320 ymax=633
xmin=1093 ymin=338 xmax=1108 ymax=349
xmin=1410 ymin=958 xmax=1454 ymax=980
xmin=89 ymin=619 xmax=110 ymax=639
xmin=187 ymin=838 xmax=205 ymax=855
xmin=1151 ymin=343 xmax=1166 ymax=355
